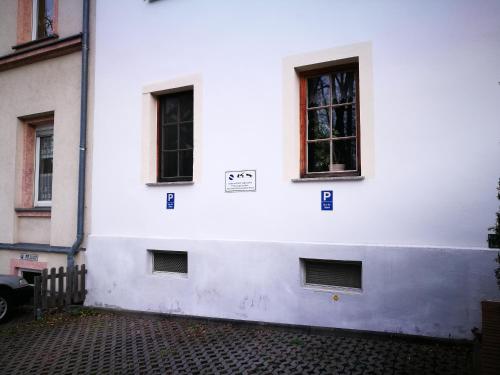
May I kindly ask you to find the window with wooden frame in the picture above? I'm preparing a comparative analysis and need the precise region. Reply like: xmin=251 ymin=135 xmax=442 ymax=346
xmin=157 ymin=90 xmax=193 ymax=182
xmin=299 ymin=63 xmax=360 ymax=178
xmin=32 ymin=0 xmax=56 ymax=40
xmin=34 ymin=126 xmax=53 ymax=206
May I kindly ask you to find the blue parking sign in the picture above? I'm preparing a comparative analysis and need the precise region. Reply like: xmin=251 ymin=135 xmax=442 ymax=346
xmin=166 ymin=193 xmax=175 ymax=209
xmin=321 ymin=190 xmax=333 ymax=211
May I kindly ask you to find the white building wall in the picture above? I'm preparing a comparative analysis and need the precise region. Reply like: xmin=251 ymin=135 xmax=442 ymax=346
xmin=87 ymin=0 xmax=500 ymax=338
xmin=88 ymin=237 xmax=497 ymax=339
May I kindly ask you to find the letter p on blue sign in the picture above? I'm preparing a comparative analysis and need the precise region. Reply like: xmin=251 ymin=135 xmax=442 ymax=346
xmin=321 ymin=190 xmax=333 ymax=211
xmin=166 ymin=193 xmax=175 ymax=209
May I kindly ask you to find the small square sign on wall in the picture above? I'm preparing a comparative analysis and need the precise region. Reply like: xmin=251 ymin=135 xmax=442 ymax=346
xmin=166 ymin=193 xmax=175 ymax=209
xmin=321 ymin=190 xmax=333 ymax=211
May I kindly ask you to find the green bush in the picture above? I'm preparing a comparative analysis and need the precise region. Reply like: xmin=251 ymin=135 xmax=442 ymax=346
xmin=489 ymin=178 xmax=500 ymax=289
xmin=496 ymin=253 xmax=500 ymax=291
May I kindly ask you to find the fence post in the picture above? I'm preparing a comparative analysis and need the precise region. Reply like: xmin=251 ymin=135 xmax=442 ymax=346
xmin=73 ymin=265 xmax=79 ymax=303
xmin=81 ymin=264 xmax=86 ymax=302
xmin=57 ymin=266 xmax=64 ymax=308
xmin=41 ymin=269 xmax=48 ymax=312
xmin=65 ymin=266 xmax=72 ymax=306
xmin=34 ymin=275 xmax=41 ymax=320
xmin=49 ymin=268 xmax=56 ymax=308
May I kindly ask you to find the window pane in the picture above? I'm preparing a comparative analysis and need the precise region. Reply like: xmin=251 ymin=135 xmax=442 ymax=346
xmin=38 ymin=173 xmax=52 ymax=201
xmin=162 ymin=151 xmax=178 ymax=178
xmin=332 ymin=71 xmax=356 ymax=105
xmin=38 ymin=135 xmax=53 ymax=201
xmin=179 ymin=92 xmax=193 ymax=122
xmin=308 ymin=108 xmax=330 ymax=140
xmin=37 ymin=0 xmax=54 ymax=39
xmin=179 ymin=150 xmax=193 ymax=177
xmin=332 ymin=104 xmax=356 ymax=137
xmin=307 ymin=75 xmax=330 ymax=108
xmin=162 ymin=125 xmax=177 ymax=151
xmin=332 ymin=139 xmax=357 ymax=171
xmin=40 ymin=135 xmax=53 ymax=158
xmin=158 ymin=90 xmax=194 ymax=181
xmin=40 ymin=158 xmax=52 ymax=174
xmin=307 ymin=141 xmax=330 ymax=172
xmin=179 ymin=123 xmax=193 ymax=149
xmin=163 ymin=97 xmax=179 ymax=124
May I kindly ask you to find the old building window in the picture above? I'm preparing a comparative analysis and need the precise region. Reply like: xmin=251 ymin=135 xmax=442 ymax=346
xmin=32 ymin=0 xmax=55 ymax=40
xmin=157 ymin=90 xmax=193 ymax=182
xmin=34 ymin=126 xmax=53 ymax=206
xmin=300 ymin=63 xmax=360 ymax=178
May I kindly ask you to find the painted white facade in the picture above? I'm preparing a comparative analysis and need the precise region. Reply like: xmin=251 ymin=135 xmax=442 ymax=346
xmin=87 ymin=0 xmax=500 ymax=339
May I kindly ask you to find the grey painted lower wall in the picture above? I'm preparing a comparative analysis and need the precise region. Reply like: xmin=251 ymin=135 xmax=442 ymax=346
xmin=85 ymin=235 xmax=499 ymax=339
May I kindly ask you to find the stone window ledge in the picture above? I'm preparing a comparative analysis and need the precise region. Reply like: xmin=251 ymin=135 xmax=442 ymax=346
xmin=146 ymin=181 xmax=194 ymax=187
xmin=12 ymin=34 xmax=59 ymax=50
xmin=15 ymin=207 xmax=51 ymax=217
xmin=0 ymin=33 xmax=81 ymax=72
xmin=292 ymin=176 xmax=365 ymax=183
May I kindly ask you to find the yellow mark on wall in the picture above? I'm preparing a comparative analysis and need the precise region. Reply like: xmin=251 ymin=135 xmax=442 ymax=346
xmin=332 ymin=294 xmax=339 ymax=302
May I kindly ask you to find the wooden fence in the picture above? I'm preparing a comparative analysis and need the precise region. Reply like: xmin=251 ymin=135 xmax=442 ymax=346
xmin=33 ymin=265 xmax=87 ymax=319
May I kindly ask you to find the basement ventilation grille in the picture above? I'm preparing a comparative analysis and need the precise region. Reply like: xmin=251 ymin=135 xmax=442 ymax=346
xmin=302 ymin=259 xmax=362 ymax=289
xmin=152 ymin=251 xmax=188 ymax=274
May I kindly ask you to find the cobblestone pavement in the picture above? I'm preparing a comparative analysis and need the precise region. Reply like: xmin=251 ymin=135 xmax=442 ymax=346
xmin=0 ymin=308 xmax=472 ymax=374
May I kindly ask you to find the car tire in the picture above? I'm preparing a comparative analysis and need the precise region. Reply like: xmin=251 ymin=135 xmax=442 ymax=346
xmin=0 ymin=290 xmax=12 ymax=324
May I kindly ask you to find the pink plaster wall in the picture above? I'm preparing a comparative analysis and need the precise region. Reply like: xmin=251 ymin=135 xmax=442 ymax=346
xmin=20 ymin=124 xmax=35 ymax=208
xmin=10 ymin=258 xmax=48 ymax=275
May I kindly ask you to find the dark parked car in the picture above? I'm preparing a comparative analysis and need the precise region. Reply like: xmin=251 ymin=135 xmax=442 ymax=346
xmin=0 ymin=275 xmax=33 ymax=323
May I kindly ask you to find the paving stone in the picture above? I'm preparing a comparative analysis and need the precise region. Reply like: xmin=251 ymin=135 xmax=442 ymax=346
xmin=0 ymin=310 xmax=472 ymax=374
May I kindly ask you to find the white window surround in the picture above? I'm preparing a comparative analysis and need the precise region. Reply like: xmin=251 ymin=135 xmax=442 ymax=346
xmin=282 ymin=42 xmax=375 ymax=181
xmin=31 ymin=0 xmax=38 ymax=40
xmin=34 ymin=125 xmax=53 ymax=207
xmin=141 ymin=74 xmax=203 ymax=185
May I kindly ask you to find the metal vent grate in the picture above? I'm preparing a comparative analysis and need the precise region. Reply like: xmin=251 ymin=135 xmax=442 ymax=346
xmin=153 ymin=251 xmax=188 ymax=274
xmin=302 ymin=259 xmax=361 ymax=289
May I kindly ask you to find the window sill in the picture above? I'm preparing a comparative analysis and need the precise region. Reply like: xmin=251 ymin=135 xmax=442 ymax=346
xmin=15 ymin=207 xmax=51 ymax=218
xmin=303 ymin=284 xmax=363 ymax=295
xmin=151 ymin=271 xmax=188 ymax=279
xmin=11 ymin=34 xmax=59 ymax=50
xmin=0 ymin=34 xmax=82 ymax=73
xmin=292 ymin=176 xmax=364 ymax=182
xmin=146 ymin=181 xmax=194 ymax=186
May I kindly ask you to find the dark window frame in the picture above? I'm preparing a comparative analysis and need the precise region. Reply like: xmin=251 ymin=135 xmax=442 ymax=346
xmin=156 ymin=90 xmax=194 ymax=183
xmin=299 ymin=63 xmax=361 ymax=178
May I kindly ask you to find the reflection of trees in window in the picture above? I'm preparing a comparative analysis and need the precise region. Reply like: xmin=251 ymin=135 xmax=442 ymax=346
xmin=302 ymin=65 xmax=360 ymax=176
xmin=308 ymin=75 xmax=330 ymax=107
